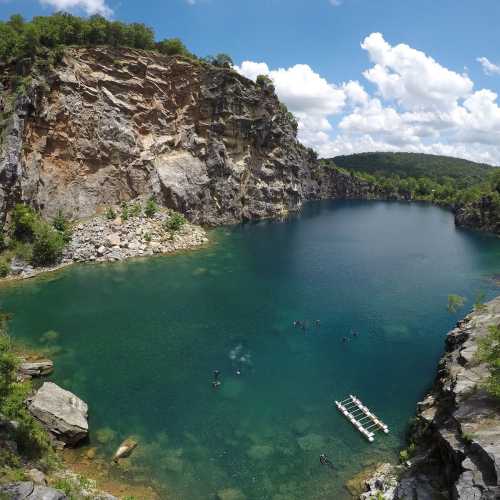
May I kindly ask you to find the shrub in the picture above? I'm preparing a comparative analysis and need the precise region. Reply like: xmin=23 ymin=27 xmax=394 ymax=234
xmin=31 ymin=223 xmax=64 ymax=267
xmin=164 ymin=212 xmax=186 ymax=232
xmin=145 ymin=197 xmax=158 ymax=218
xmin=52 ymin=210 xmax=72 ymax=244
xmin=11 ymin=203 xmax=37 ymax=241
xmin=0 ymin=259 xmax=10 ymax=278
xmin=447 ymin=294 xmax=466 ymax=314
xmin=105 ymin=207 xmax=116 ymax=220
xmin=121 ymin=202 xmax=129 ymax=221
xmin=256 ymin=74 xmax=273 ymax=88
xmin=129 ymin=203 xmax=142 ymax=218
xmin=477 ymin=324 xmax=500 ymax=398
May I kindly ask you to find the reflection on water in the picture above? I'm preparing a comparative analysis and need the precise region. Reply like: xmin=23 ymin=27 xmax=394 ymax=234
xmin=2 ymin=200 xmax=500 ymax=499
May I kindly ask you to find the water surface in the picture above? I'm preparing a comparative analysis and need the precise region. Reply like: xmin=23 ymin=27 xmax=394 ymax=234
xmin=3 ymin=200 xmax=500 ymax=499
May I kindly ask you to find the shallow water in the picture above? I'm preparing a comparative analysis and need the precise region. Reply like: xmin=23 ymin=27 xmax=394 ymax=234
xmin=3 ymin=200 xmax=500 ymax=499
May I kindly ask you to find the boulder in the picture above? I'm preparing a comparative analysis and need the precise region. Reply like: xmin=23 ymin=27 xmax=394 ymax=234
xmin=0 ymin=482 xmax=67 ymax=499
xmin=106 ymin=233 xmax=120 ymax=247
xmin=27 ymin=382 xmax=88 ymax=446
xmin=19 ymin=360 xmax=54 ymax=378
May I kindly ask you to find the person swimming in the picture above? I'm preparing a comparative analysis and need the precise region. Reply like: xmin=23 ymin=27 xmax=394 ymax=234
xmin=213 ymin=369 xmax=220 ymax=380
xmin=342 ymin=336 xmax=348 ymax=343
xmin=212 ymin=380 xmax=221 ymax=389
xmin=319 ymin=453 xmax=334 ymax=469
xmin=315 ymin=319 xmax=321 ymax=327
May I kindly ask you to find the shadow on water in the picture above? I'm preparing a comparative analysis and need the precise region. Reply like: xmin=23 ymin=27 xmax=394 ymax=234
xmin=2 ymin=200 xmax=500 ymax=499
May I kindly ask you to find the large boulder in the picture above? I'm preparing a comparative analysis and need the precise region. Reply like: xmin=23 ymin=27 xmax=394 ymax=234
xmin=0 ymin=482 xmax=67 ymax=499
xmin=27 ymin=382 xmax=88 ymax=446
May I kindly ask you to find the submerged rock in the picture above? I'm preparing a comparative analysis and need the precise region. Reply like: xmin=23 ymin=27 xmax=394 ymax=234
xmin=216 ymin=488 xmax=246 ymax=500
xmin=297 ymin=433 xmax=326 ymax=452
xmin=113 ymin=438 xmax=138 ymax=462
xmin=26 ymin=382 xmax=88 ymax=446
xmin=247 ymin=444 xmax=275 ymax=461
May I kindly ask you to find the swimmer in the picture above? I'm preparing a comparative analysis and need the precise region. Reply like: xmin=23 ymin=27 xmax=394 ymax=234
xmin=212 ymin=380 xmax=221 ymax=389
xmin=236 ymin=369 xmax=241 ymax=376
xmin=315 ymin=319 xmax=321 ymax=327
xmin=213 ymin=369 xmax=220 ymax=380
xmin=319 ymin=453 xmax=334 ymax=469
xmin=342 ymin=336 xmax=348 ymax=343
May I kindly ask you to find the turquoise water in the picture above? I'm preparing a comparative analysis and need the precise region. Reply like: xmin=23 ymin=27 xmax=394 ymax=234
xmin=2 ymin=200 xmax=500 ymax=499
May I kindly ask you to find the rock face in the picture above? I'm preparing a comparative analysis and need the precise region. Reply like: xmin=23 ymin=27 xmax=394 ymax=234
xmin=26 ymin=382 xmax=88 ymax=446
xmin=0 ymin=482 xmax=67 ymax=500
xmin=0 ymin=47 xmax=375 ymax=226
xmin=360 ymin=299 xmax=500 ymax=499
xmin=455 ymin=196 xmax=500 ymax=234
xmin=18 ymin=359 xmax=54 ymax=378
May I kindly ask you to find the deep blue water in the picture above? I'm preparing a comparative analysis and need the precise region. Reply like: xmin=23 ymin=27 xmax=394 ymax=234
xmin=2 ymin=200 xmax=500 ymax=499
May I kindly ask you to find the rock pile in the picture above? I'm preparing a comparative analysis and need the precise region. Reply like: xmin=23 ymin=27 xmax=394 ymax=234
xmin=64 ymin=210 xmax=208 ymax=264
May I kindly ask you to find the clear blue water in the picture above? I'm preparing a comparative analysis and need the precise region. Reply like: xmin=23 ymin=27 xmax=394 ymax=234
xmin=2 ymin=200 xmax=500 ymax=499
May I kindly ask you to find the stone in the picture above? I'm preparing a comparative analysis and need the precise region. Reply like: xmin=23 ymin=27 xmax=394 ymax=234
xmin=106 ymin=233 xmax=121 ymax=247
xmin=97 ymin=245 xmax=106 ymax=255
xmin=27 ymin=382 xmax=88 ymax=446
xmin=0 ymin=482 xmax=67 ymax=499
xmin=18 ymin=360 xmax=54 ymax=378
xmin=26 ymin=469 xmax=47 ymax=485
xmin=113 ymin=438 xmax=138 ymax=462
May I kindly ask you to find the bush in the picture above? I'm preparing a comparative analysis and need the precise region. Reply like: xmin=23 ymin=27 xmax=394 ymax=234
xmin=477 ymin=324 xmax=500 ymax=398
xmin=145 ymin=198 xmax=158 ymax=218
xmin=0 ymin=259 xmax=10 ymax=278
xmin=105 ymin=207 xmax=116 ymax=220
xmin=164 ymin=212 xmax=186 ymax=232
xmin=121 ymin=202 xmax=129 ymax=221
xmin=52 ymin=210 xmax=72 ymax=244
xmin=129 ymin=203 xmax=142 ymax=218
xmin=31 ymin=223 xmax=64 ymax=267
xmin=256 ymin=74 xmax=273 ymax=88
xmin=11 ymin=204 xmax=38 ymax=241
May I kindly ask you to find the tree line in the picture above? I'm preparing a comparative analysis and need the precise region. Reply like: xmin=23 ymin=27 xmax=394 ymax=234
xmin=0 ymin=12 xmax=233 ymax=67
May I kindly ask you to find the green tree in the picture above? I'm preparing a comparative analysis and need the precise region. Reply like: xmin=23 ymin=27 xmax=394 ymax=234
xmin=11 ymin=204 xmax=38 ymax=242
xmin=477 ymin=324 xmax=500 ymax=398
xmin=31 ymin=223 xmax=65 ymax=267
xmin=156 ymin=38 xmax=191 ymax=57
xmin=447 ymin=294 xmax=466 ymax=313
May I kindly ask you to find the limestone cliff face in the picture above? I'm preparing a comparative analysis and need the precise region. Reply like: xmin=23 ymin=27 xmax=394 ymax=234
xmin=0 ymin=47 xmax=374 ymax=226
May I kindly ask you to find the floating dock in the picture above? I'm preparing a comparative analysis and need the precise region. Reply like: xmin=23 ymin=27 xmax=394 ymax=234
xmin=334 ymin=394 xmax=389 ymax=442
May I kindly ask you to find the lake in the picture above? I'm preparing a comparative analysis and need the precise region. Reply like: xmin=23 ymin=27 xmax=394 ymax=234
xmin=2 ymin=200 xmax=500 ymax=499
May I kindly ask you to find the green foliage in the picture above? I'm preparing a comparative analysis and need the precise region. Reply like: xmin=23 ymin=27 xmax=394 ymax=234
xmin=11 ymin=203 xmax=38 ymax=241
xmin=105 ymin=207 xmax=116 ymax=220
xmin=448 ymin=294 xmax=466 ymax=314
xmin=129 ymin=203 xmax=142 ymax=218
xmin=143 ymin=232 xmax=152 ymax=243
xmin=145 ymin=198 xmax=158 ymax=218
xmin=0 ymin=313 xmax=54 ymax=462
xmin=256 ymin=74 xmax=274 ymax=88
xmin=0 ymin=12 xmax=201 ymax=66
xmin=474 ymin=290 xmax=487 ymax=312
xmin=164 ymin=212 xmax=186 ymax=232
xmin=0 ymin=259 xmax=10 ymax=278
xmin=121 ymin=202 xmax=129 ymax=221
xmin=203 ymin=53 xmax=233 ymax=67
xmin=477 ymin=324 xmax=500 ymax=398
xmin=156 ymin=38 xmax=193 ymax=58
xmin=31 ymin=223 xmax=65 ymax=267
xmin=331 ymin=152 xmax=493 ymax=188
xmin=52 ymin=210 xmax=72 ymax=244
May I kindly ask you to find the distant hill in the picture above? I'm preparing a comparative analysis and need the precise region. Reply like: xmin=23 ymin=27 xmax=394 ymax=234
xmin=327 ymin=152 xmax=494 ymax=187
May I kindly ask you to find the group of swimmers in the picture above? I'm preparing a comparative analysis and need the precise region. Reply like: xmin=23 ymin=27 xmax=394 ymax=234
xmin=342 ymin=329 xmax=360 ymax=343
xmin=211 ymin=367 xmax=242 ymax=389
xmin=292 ymin=319 xmax=321 ymax=331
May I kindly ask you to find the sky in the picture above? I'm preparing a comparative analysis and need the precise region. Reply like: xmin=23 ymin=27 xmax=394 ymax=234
xmin=1 ymin=1 xmax=500 ymax=164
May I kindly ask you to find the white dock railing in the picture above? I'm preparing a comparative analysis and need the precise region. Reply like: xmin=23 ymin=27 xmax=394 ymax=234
xmin=334 ymin=394 xmax=389 ymax=442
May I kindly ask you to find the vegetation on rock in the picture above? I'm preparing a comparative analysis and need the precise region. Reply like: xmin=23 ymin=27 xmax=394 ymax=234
xmin=478 ymin=324 xmax=500 ymax=398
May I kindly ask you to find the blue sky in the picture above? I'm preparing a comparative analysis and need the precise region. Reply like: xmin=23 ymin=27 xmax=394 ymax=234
xmin=1 ymin=0 xmax=500 ymax=163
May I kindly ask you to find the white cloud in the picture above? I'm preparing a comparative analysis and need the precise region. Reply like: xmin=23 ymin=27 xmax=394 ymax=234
xmin=39 ymin=0 xmax=112 ymax=16
xmin=235 ymin=34 xmax=500 ymax=165
xmin=477 ymin=56 xmax=500 ymax=76
xmin=361 ymin=33 xmax=473 ymax=111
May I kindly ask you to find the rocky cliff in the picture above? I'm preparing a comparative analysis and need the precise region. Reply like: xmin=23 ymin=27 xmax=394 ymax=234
xmin=455 ymin=197 xmax=500 ymax=235
xmin=0 ymin=47 xmax=377 ymax=227
xmin=360 ymin=299 xmax=500 ymax=499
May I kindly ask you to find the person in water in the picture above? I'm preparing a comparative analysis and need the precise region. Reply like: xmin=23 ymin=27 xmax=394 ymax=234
xmin=319 ymin=453 xmax=334 ymax=469
xmin=213 ymin=370 xmax=220 ymax=380
xmin=212 ymin=380 xmax=221 ymax=389
xmin=342 ymin=336 xmax=348 ymax=343
xmin=315 ymin=319 xmax=321 ymax=327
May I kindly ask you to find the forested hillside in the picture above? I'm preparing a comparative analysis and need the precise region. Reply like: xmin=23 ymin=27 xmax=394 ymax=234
xmin=329 ymin=152 xmax=494 ymax=188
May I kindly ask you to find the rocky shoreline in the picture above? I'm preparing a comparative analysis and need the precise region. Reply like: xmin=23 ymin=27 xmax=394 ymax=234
xmin=3 ymin=207 xmax=209 ymax=282
xmin=357 ymin=299 xmax=500 ymax=499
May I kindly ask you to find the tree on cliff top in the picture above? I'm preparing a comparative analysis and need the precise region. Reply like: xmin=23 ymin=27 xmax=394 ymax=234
xmin=478 ymin=324 xmax=500 ymax=398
